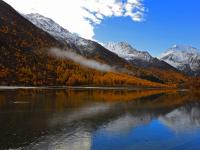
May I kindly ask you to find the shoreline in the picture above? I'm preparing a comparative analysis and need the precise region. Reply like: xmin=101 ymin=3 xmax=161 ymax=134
xmin=0 ymin=86 xmax=188 ymax=91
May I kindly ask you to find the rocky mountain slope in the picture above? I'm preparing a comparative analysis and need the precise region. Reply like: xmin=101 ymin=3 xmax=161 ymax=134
xmin=104 ymin=42 xmax=178 ymax=71
xmin=160 ymin=45 xmax=200 ymax=76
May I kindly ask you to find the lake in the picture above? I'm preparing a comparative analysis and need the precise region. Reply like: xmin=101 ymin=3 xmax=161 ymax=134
xmin=0 ymin=88 xmax=200 ymax=150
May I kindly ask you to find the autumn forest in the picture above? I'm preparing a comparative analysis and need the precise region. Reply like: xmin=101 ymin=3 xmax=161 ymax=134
xmin=0 ymin=0 xmax=199 ymax=89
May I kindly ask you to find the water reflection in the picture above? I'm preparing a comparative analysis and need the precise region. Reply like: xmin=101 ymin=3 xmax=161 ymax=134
xmin=0 ymin=89 xmax=200 ymax=149
xmin=160 ymin=103 xmax=200 ymax=132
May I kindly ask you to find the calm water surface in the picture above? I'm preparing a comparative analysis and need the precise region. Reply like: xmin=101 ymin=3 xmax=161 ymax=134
xmin=0 ymin=88 xmax=200 ymax=150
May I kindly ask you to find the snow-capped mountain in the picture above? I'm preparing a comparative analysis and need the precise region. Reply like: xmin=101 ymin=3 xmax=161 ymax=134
xmin=104 ymin=42 xmax=177 ymax=70
xmin=160 ymin=45 xmax=200 ymax=76
xmin=104 ymin=42 xmax=153 ymax=62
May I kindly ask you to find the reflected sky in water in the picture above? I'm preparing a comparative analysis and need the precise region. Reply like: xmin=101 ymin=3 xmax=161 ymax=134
xmin=0 ymin=88 xmax=200 ymax=150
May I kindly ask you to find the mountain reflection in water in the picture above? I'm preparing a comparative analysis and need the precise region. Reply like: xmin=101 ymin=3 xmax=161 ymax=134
xmin=0 ymin=88 xmax=200 ymax=150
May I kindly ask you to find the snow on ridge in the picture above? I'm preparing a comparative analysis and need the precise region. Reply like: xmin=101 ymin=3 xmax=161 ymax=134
xmin=24 ymin=13 xmax=79 ymax=44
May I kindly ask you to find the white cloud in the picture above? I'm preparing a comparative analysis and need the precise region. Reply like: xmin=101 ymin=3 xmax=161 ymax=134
xmin=4 ymin=0 xmax=146 ymax=40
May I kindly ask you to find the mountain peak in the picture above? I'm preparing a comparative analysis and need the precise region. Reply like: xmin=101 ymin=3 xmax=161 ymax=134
xmin=104 ymin=42 xmax=152 ymax=62
xmin=160 ymin=45 xmax=200 ymax=75
xmin=169 ymin=45 xmax=200 ymax=53
xmin=105 ymin=42 xmax=136 ymax=52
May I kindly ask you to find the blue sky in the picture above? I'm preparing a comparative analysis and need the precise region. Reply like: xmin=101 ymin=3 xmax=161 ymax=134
xmin=94 ymin=0 xmax=200 ymax=56
xmin=4 ymin=0 xmax=200 ymax=57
